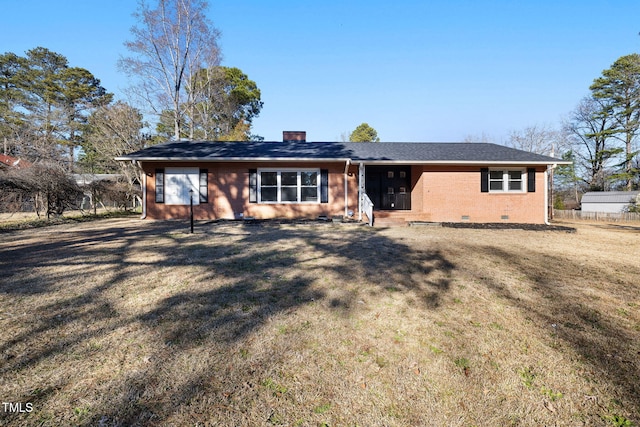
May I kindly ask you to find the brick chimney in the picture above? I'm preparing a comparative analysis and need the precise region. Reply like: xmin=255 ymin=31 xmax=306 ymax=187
xmin=283 ymin=131 xmax=306 ymax=142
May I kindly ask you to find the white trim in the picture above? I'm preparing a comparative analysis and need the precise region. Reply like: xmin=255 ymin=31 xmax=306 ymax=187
xmin=138 ymin=161 xmax=146 ymax=219
xmin=352 ymin=160 xmax=571 ymax=166
xmin=544 ymin=166 xmax=550 ymax=225
xmin=257 ymin=168 xmax=321 ymax=204
xmin=116 ymin=156 xmax=351 ymax=163
xmin=358 ymin=163 xmax=365 ymax=221
xmin=488 ymin=168 xmax=527 ymax=193
xmin=116 ymin=156 xmax=571 ymax=166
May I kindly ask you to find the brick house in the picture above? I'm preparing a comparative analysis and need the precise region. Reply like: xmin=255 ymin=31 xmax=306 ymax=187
xmin=116 ymin=132 xmax=569 ymax=225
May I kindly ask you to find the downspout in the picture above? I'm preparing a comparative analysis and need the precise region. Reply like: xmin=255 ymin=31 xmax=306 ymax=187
xmin=545 ymin=162 xmax=558 ymax=225
xmin=544 ymin=165 xmax=550 ymax=225
xmin=344 ymin=159 xmax=350 ymax=217
xmin=137 ymin=161 xmax=147 ymax=219
xmin=358 ymin=162 xmax=364 ymax=221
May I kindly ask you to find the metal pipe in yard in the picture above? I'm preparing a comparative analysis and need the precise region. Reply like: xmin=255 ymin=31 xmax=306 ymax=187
xmin=189 ymin=190 xmax=194 ymax=234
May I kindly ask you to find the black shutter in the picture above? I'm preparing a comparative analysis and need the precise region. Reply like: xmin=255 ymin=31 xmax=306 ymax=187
xmin=320 ymin=169 xmax=329 ymax=203
xmin=155 ymin=168 xmax=164 ymax=203
xmin=480 ymin=168 xmax=489 ymax=193
xmin=249 ymin=169 xmax=257 ymax=203
xmin=527 ymin=168 xmax=536 ymax=192
xmin=199 ymin=169 xmax=208 ymax=203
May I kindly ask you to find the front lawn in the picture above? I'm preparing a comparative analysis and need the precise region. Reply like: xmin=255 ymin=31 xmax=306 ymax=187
xmin=0 ymin=219 xmax=638 ymax=426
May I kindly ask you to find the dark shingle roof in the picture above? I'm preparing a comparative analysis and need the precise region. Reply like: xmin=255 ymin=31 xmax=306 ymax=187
xmin=116 ymin=141 xmax=568 ymax=165
xmin=345 ymin=142 xmax=564 ymax=163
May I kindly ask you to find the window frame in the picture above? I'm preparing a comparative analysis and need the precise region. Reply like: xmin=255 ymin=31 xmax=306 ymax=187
xmin=487 ymin=168 xmax=527 ymax=193
xmin=257 ymin=168 xmax=321 ymax=204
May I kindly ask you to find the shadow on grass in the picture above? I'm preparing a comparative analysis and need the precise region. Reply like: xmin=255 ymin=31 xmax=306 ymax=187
xmin=465 ymin=243 xmax=640 ymax=421
xmin=593 ymin=223 xmax=640 ymax=233
xmin=0 ymin=219 xmax=455 ymax=426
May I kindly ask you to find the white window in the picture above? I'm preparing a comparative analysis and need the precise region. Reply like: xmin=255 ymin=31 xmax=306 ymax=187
xmin=164 ymin=167 xmax=200 ymax=205
xmin=489 ymin=169 xmax=525 ymax=193
xmin=257 ymin=169 xmax=320 ymax=203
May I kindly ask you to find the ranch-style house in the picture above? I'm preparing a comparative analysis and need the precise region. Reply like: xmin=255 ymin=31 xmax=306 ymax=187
xmin=116 ymin=131 xmax=569 ymax=225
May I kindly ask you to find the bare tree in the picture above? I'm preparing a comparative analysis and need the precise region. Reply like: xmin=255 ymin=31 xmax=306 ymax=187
xmin=1 ymin=162 xmax=83 ymax=219
xmin=119 ymin=0 xmax=221 ymax=140
xmin=462 ymin=132 xmax=492 ymax=143
xmin=506 ymin=124 xmax=564 ymax=155
xmin=563 ymin=96 xmax=621 ymax=191
xmin=85 ymin=101 xmax=149 ymax=205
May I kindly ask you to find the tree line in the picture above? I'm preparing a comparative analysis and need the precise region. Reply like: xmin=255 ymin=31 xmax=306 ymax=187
xmin=506 ymin=54 xmax=640 ymax=204
xmin=0 ymin=0 xmax=262 ymax=217
xmin=2 ymin=0 xmax=637 ymax=217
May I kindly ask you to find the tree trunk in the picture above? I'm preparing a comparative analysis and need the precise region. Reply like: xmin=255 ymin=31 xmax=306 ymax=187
xmin=626 ymin=139 xmax=633 ymax=190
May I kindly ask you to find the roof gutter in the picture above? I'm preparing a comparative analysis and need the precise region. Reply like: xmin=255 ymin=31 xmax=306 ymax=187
xmin=354 ymin=160 xmax=572 ymax=166
xmin=545 ymin=156 xmax=561 ymax=225
xmin=115 ymin=156 xmax=353 ymax=163
xmin=115 ymin=156 xmax=571 ymax=167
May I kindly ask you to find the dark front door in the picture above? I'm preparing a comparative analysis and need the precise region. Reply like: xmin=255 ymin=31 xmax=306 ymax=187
xmin=365 ymin=166 xmax=411 ymax=210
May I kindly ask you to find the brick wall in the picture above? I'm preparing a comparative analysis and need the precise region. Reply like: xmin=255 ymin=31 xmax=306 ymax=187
xmin=143 ymin=161 xmax=358 ymax=220
xmin=414 ymin=165 xmax=546 ymax=223
xmin=142 ymin=162 xmax=547 ymax=224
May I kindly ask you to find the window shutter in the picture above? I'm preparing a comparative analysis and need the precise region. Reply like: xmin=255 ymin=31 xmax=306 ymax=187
xmin=320 ymin=169 xmax=329 ymax=203
xmin=480 ymin=168 xmax=489 ymax=193
xmin=155 ymin=169 xmax=164 ymax=203
xmin=199 ymin=169 xmax=208 ymax=203
xmin=527 ymin=168 xmax=536 ymax=192
xmin=249 ymin=169 xmax=257 ymax=203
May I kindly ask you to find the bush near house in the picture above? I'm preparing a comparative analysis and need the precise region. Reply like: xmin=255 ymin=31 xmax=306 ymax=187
xmin=0 ymin=163 xmax=82 ymax=218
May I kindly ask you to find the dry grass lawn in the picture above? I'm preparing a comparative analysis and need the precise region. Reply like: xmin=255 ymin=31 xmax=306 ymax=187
xmin=0 ymin=218 xmax=639 ymax=426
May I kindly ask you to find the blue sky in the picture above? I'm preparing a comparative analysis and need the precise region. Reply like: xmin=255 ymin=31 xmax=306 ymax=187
xmin=3 ymin=0 xmax=640 ymax=143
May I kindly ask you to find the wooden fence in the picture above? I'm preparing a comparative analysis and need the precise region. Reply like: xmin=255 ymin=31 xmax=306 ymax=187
xmin=553 ymin=210 xmax=640 ymax=222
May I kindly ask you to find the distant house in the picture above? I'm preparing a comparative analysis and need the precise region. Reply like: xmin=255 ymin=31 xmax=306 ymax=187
xmin=581 ymin=191 xmax=640 ymax=213
xmin=0 ymin=154 xmax=31 ymax=170
xmin=73 ymin=173 xmax=123 ymax=187
xmin=72 ymin=173 xmax=139 ymax=211
xmin=116 ymin=131 xmax=569 ymax=225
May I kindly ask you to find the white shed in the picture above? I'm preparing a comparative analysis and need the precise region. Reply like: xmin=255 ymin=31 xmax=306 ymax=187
xmin=581 ymin=191 xmax=639 ymax=213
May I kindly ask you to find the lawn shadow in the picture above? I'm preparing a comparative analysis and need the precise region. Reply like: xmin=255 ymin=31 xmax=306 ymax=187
xmin=594 ymin=223 xmax=640 ymax=233
xmin=135 ymin=222 xmax=456 ymax=344
xmin=465 ymin=243 xmax=640 ymax=420
xmin=0 ymin=219 xmax=456 ymax=426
